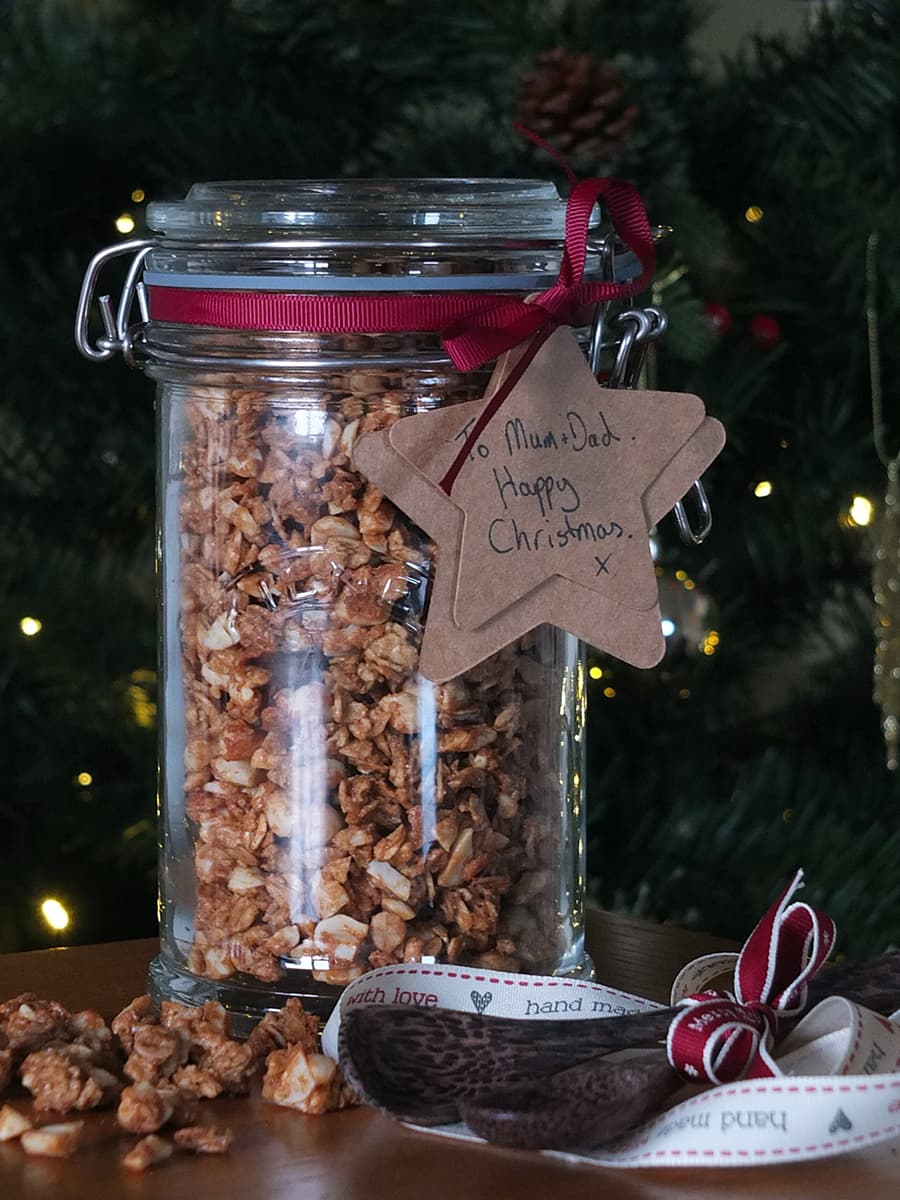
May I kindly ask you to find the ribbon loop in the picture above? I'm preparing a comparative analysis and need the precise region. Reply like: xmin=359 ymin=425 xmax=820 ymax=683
xmin=667 ymin=870 xmax=837 ymax=1085
xmin=735 ymin=868 xmax=836 ymax=1014
xmin=442 ymin=174 xmax=655 ymax=372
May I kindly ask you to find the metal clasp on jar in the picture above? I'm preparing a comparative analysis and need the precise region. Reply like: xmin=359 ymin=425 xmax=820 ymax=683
xmin=589 ymin=300 xmax=713 ymax=546
xmin=75 ymin=239 xmax=153 ymax=366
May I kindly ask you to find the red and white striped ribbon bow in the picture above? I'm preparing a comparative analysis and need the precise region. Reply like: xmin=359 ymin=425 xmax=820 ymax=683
xmin=666 ymin=869 xmax=836 ymax=1084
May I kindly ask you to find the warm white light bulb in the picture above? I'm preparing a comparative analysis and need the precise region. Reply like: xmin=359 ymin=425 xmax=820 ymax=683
xmin=40 ymin=898 xmax=69 ymax=931
xmin=849 ymin=495 xmax=873 ymax=527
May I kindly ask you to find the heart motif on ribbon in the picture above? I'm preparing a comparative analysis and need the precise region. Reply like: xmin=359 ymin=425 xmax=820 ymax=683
xmin=828 ymin=1108 xmax=853 ymax=1134
xmin=470 ymin=991 xmax=493 ymax=1015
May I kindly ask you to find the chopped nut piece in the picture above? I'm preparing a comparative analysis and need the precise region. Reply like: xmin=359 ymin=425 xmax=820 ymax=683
xmin=122 ymin=1133 xmax=174 ymax=1172
xmin=117 ymin=1081 xmax=175 ymax=1134
xmin=366 ymin=859 xmax=412 ymax=901
xmin=174 ymin=1125 xmax=234 ymax=1154
xmin=0 ymin=1104 xmax=33 ymax=1141
xmin=20 ymin=1121 xmax=83 ymax=1158
xmin=313 ymin=914 xmax=368 ymax=965
xmin=437 ymin=827 xmax=475 ymax=888
xmin=262 ymin=1044 xmax=352 ymax=1114
xmin=227 ymin=865 xmax=267 ymax=893
xmin=369 ymin=910 xmax=406 ymax=953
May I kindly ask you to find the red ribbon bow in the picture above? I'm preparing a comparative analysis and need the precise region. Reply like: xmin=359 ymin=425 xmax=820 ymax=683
xmin=435 ymin=172 xmax=654 ymax=492
xmin=666 ymin=870 xmax=836 ymax=1085
xmin=441 ymin=174 xmax=655 ymax=372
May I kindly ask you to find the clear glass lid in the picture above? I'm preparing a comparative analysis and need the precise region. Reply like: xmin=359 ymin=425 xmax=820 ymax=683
xmin=146 ymin=179 xmax=570 ymax=242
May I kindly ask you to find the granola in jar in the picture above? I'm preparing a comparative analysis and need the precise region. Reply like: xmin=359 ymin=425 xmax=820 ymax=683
xmin=170 ymin=365 xmax=580 ymax=994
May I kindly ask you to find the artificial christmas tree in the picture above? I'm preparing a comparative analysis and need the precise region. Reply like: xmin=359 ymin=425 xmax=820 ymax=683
xmin=1 ymin=0 xmax=898 ymax=958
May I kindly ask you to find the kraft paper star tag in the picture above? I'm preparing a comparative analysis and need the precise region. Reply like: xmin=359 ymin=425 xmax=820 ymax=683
xmin=389 ymin=327 xmax=712 ymax=630
xmin=352 ymin=334 xmax=725 ymax=682
xmin=390 ymin=330 xmax=704 ymax=629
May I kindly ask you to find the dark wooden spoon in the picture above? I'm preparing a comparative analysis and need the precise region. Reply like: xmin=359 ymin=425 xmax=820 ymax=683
xmin=339 ymin=1004 xmax=674 ymax=1125
xmin=459 ymin=1051 xmax=681 ymax=1150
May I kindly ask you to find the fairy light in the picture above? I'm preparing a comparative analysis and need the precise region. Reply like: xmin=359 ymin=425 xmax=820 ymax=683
xmin=675 ymin=570 xmax=687 ymax=581
xmin=115 ymin=212 xmax=135 ymax=234
xmin=602 ymin=686 xmax=616 ymax=699
xmin=679 ymin=688 xmax=691 ymax=699
xmin=744 ymin=205 xmax=764 ymax=223
xmin=848 ymin=495 xmax=874 ymax=527
xmin=76 ymin=772 xmax=93 ymax=787
xmin=130 ymin=188 xmax=145 ymax=203
xmin=588 ymin=666 xmax=603 ymax=680
xmin=754 ymin=480 xmax=773 ymax=498
xmin=127 ymin=668 xmax=158 ymax=729
xmin=700 ymin=630 xmax=720 ymax=656
xmin=661 ymin=619 xmax=676 ymax=637
xmin=40 ymin=898 xmax=70 ymax=932
xmin=19 ymin=616 xmax=42 ymax=637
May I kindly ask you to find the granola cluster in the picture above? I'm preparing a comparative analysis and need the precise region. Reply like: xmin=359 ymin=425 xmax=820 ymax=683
xmin=173 ymin=375 xmax=567 ymax=989
xmin=0 ymin=991 xmax=352 ymax=1170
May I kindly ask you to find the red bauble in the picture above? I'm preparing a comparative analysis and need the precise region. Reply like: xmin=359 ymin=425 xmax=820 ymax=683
xmin=703 ymin=302 xmax=732 ymax=335
xmin=750 ymin=314 xmax=781 ymax=349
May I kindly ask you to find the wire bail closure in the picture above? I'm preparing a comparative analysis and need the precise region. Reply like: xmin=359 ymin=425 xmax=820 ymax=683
xmin=75 ymin=239 xmax=152 ymax=365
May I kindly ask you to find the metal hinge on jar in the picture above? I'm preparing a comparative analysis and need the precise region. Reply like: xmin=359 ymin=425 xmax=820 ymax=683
xmin=589 ymin=303 xmax=712 ymax=546
xmin=75 ymin=239 xmax=154 ymax=366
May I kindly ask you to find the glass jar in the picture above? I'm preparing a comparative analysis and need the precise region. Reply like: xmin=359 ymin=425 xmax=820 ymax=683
xmin=78 ymin=180 xmax=640 ymax=1028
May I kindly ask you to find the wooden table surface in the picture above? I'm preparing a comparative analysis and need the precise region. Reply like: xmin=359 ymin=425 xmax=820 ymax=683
xmin=1 ymin=912 xmax=897 ymax=1199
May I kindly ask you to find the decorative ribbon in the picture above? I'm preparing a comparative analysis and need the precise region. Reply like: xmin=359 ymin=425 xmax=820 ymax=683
xmin=666 ymin=869 xmax=837 ymax=1085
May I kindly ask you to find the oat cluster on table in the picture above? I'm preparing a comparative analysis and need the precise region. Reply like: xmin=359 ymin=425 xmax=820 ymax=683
xmin=0 ymin=990 xmax=352 ymax=1170
xmin=174 ymin=375 xmax=566 ymax=989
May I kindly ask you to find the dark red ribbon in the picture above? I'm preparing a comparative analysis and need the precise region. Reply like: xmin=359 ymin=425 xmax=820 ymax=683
xmin=666 ymin=870 xmax=836 ymax=1085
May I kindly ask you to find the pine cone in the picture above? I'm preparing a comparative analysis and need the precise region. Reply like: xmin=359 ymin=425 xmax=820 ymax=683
xmin=518 ymin=49 xmax=639 ymax=164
